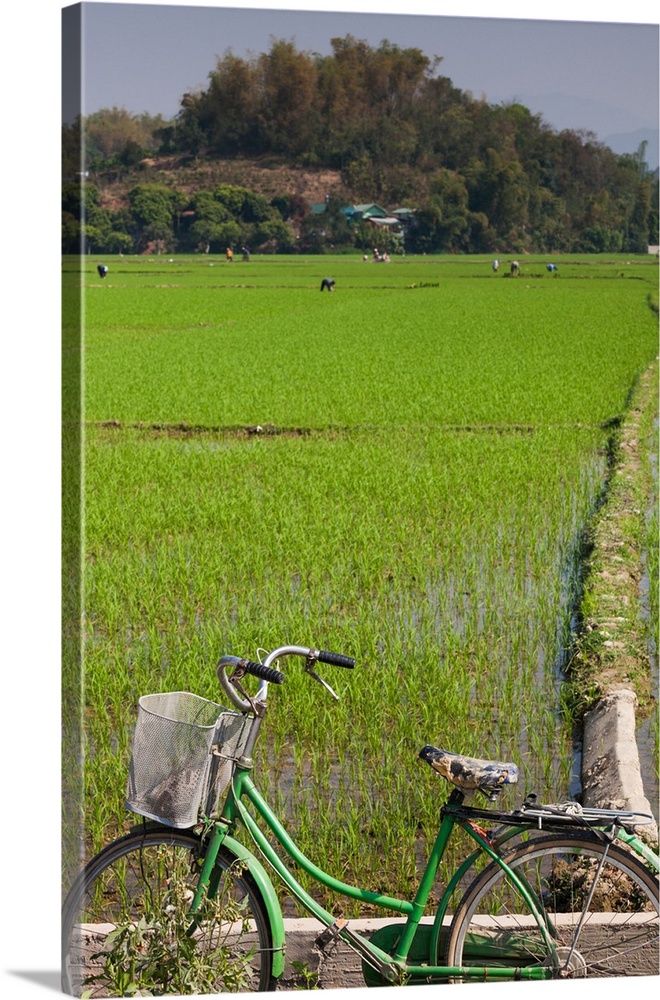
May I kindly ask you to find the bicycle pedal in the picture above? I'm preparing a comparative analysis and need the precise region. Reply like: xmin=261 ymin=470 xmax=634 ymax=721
xmin=314 ymin=918 xmax=347 ymax=951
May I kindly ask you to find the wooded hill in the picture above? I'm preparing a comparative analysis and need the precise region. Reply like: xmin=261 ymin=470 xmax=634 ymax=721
xmin=62 ymin=35 xmax=659 ymax=256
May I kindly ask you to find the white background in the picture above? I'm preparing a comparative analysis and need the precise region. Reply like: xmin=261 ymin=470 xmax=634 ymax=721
xmin=1 ymin=2 xmax=657 ymax=998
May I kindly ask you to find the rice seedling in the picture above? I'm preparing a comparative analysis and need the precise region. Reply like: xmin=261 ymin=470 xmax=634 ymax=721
xmin=71 ymin=253 xmax=658 ymax=904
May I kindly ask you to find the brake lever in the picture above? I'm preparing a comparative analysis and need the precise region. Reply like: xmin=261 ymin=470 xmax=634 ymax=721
xmin=228 ymin=667 xmax=265 ymax=717
xmin=304 ymin=662 xmax=340 ymax=701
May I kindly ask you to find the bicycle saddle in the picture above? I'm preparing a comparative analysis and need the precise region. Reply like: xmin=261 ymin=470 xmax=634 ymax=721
xmin=419 ymin=745 xmax=519 ymax=798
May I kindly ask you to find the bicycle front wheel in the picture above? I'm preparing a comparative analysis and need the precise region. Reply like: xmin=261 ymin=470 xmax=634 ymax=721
xmin=446 ymin=831 xmax=659 ymax=981
xmin=62 ymin=825 xmax=275 ymax=997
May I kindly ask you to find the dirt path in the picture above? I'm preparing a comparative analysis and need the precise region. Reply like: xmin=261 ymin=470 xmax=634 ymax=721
xmin=569 ymin=358 xmax=658 ymax=842
xmin=570 ymin=360 xmax=657 ymax=707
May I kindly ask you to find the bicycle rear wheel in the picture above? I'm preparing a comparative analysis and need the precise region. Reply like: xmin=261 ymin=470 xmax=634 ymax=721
xmin=445 ymin=831 xmax=659 ymax=980
xmin=62 ymin=825 xmax=275 ymax=997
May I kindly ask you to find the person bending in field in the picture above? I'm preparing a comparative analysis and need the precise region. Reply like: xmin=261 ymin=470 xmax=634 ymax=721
xmin=97 ymin=264 xmax=108 ymax=278
xmin=320 ymin=277 xmax=335 ymax=292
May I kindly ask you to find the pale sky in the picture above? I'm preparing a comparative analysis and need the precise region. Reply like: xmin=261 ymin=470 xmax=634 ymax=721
xmin=67 ymin=1 xmax=659 ymax=149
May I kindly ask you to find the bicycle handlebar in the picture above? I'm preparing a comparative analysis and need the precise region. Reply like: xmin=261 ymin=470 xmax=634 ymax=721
xmin=217 ymin=645 xmax=355 ymax=712
xmin=238 ymin=659 xmax=286 ymax=684
xmin=317 ymin=649 xmax=355 ymax=669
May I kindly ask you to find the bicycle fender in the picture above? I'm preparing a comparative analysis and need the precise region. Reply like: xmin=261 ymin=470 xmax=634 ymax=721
xmin=221 ymin=833 xmax=286 ymax=979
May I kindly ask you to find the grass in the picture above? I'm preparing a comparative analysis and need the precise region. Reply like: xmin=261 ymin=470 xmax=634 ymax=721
xmin=566 ymin=362 xmax=659 ymax=713
xmin=67 ymin=251 xmax=659 ymax=908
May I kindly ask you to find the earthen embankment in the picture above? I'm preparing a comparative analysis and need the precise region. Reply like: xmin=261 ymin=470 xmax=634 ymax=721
xmin=572 ymin=360 xmax=658 ymax=844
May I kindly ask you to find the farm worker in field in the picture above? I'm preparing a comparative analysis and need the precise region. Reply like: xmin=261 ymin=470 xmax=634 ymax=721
xmin=241 ymin=246 xmax=250 ymax=261
xmin=492 ymin=258 xmax=500 ymax=272
xmin=97 ymin=264 xmax=108 ymax=278
xmin=510 ymin=260 xmax=520 ymax=276
xmin=320 ymin=277 xmax=335 ymax=292
xmin=226 ymin=247 xmax=233 ymax=262
xmin=546 ymin=263 xmax=558 ymax=273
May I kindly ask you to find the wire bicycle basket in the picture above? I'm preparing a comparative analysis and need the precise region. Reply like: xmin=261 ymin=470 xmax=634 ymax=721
xmin=125 ymin=691 xmax=253 ymax=828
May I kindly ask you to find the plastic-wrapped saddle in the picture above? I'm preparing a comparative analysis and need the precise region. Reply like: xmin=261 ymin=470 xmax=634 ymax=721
xmin=419 ymin=745 xmax=519 ymax=799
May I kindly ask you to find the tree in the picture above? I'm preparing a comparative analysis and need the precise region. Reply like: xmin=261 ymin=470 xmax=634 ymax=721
xmin=413 ymin=170 xmax=470 ymax=252
xmin=62 ymin=117 xmax=83 ymax=181
xmin=321 ymin=196 xmax=352 ymax=247
xmin=316 ymin=35 xmax=373 ymax=164
xmin=465 ymin=211 xmax=498 ymax=253
xmin=526 ymin=187 xmax=572 ymax=252
xmin=62 ymin=180 xmax=90 ymax=220
xmin=154 ymin=91 xmax=209 ymax=158
xmin=182 ymin=185 xmax=294 ymax=253
xmin=367 ymin=39 xmax=432 ymax=120
xmin=258 ymin=39 xmax=319 ymax=157
xmin=649 ymin=175 xmax=659 ymax=246
xmin=466 ymin=149 xmax=530 ymax=247
xmin=62 ymin=215 xmax=82 ymax=254
xmin=626 ymin=182 xmax=653 ymax=252
xmin=119 ymin=140 xmax=146 ymax=168
xmin=251 ymin=217 xmax=296 ymax=253
xmin=270 ymin=193 xmax=309 ymax=223
xmin=212 ymin=185 xmax=273 ymax=223
xmin=203 ymin=52 xmax=261 ymax=155
xmin=83 ymin=108 xmax=166 ymax=165
xmin=128 ymin=184 xmax=185 ymax=253
xmin=577 ymin=225 xmax=624 ymax=253
xmin=189 ymin=218 xmax=241 ymax=254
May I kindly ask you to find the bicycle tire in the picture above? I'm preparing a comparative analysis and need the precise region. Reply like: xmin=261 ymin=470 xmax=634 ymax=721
xmin=62 ymin=826 xmax=275 ymax=997
xmin=445 ymin=831 xmax=659 ymax=981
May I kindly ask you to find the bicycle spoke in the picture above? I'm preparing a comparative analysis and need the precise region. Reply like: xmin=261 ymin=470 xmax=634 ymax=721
xmin=445 ymin=833 xmax=659 ymax=980
xmin=62 ymin=829 xmax=274 ymax=996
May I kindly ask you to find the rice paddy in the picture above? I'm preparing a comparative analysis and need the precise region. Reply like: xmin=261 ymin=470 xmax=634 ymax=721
xmin=68 ymin=252 xmax=658 ymax=908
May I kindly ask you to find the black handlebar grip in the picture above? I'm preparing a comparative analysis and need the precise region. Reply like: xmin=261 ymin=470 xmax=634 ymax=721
xmin=317 ymin=650 xmax=356 ymax=669
xmin=240 ymin=659 xmax=286 ymax=684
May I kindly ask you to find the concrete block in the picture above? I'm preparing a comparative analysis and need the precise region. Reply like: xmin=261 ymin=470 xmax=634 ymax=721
xmin=582 ymin=689 xmax=658 ymax=844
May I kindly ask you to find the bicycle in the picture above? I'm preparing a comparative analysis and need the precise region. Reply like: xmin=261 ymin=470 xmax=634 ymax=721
xmin=62 ymin=643 xmax=660 ymax=995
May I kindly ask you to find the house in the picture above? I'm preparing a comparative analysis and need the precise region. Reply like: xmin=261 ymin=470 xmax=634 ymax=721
xmin=310 ymin=203 xmax=391 ymax=222
xmin=347 ymin=204 xmax=389 ymax=221
xmin=307 ymin=200 xmax=414 ymax=245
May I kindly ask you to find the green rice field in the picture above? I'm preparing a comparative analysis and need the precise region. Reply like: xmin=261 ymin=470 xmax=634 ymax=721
xmin=67 ymin=251 xmax=658 ymax=908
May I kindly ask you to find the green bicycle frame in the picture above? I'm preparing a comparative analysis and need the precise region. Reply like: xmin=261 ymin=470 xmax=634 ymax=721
xmin=192 ymin=758 xmax=557 ymax=985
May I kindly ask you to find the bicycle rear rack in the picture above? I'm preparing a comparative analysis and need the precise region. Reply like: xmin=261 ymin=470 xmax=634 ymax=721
xmin=445 ymin=794 xmax=655 ymax=833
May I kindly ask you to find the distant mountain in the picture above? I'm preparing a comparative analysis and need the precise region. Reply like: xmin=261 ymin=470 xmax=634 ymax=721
xmin=601 ymin=128 xmax=659 ymax=172
xmin=508 ymin=91 xmax=659 ymax=168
